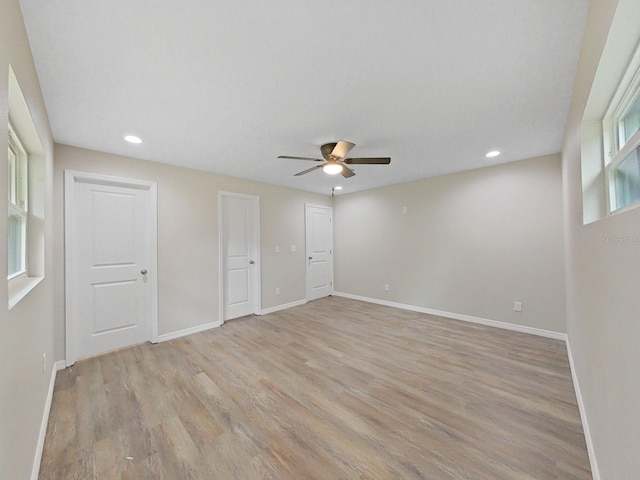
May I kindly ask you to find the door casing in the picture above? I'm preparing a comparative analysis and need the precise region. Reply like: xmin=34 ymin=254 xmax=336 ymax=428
xmin=305 ymin=204 xmax=334 ymax=301
xmin=64 ymin=170 xmax=158 ymax=366
xmin=218 ymin=191 xmax=261 ymax=322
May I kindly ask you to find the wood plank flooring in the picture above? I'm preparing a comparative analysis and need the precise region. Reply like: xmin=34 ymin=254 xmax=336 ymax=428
xmin=39 ymin=296 xmax=592 ymax=479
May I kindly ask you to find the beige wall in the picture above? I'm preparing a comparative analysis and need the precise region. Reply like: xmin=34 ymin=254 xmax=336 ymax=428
xmin=562 ymin=0 xmax=640 ymax=478
xmin=8 ymin=1 xmax=639 ymax=478
xmin=334 ymin=154 xmax=566 ymax=333
xmin=0 ymin=1 xmax=56 ymax=479
xmin=53 ymin=144 xmax=330 ymax=358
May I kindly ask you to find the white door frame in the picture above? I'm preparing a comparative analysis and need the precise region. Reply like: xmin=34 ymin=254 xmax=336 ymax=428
xmin=305 ymin=203 xmax=334 ymax=300
xmin=218 ymin=191 xmax=261 ymax=322
xmin=64 ymin=170 xmax=159 ymax=366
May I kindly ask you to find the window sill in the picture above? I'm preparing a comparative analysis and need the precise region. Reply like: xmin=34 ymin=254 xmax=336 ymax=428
xmin=9 ymin=275 xmax=44 ymax=310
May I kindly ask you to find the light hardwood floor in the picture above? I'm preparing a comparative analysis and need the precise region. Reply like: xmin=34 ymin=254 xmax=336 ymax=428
xmin=40 ymin=296 xmax=591 ymax=479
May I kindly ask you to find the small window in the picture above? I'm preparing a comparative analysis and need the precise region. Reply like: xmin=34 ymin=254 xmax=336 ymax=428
xmin=7 ymin=65 xmax=45 ymax=309
xmin=603 ymin=43 xmax=640 ymax=213
xmin=612 ymin=145 xmax=640 ymax=208
xmin=619 ymin=93 xmax=640 ymax=146
xmin=8 ymin=124 xmax=28 ymax=279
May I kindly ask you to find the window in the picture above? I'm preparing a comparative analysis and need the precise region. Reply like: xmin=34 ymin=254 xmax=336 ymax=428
xmin=7 ymin=65 xmax=45 ymax=309
xmin=579 ymin=0 xmax=640 ymax=224
xmin=603 ymin=43 xmax=640 ymax=213
xmin=8 ymin=124 xmax=28 ymax=279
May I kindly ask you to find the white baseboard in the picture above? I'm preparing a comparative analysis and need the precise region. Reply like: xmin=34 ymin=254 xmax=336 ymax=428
xmin=156 ymin=320 xmax=222 ymax=343
xmin=31 ymin=360 xmax=65 ymax=480
xmin=154 ymin=300 xmax=308 ymax=342
xmin=261 ymin=299 xmax=307 ymax=315
xmin=332 ymin=292 xmax=567 ymax=341
xmin=566 ymin=339 xmax=600 ymax=480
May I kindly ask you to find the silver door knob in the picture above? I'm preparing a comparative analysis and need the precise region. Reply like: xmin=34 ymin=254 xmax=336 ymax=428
xmin=249 ymin=260 xmax=255 ymax=265
xmin=140 ymin=269 xmax=148 ymax=275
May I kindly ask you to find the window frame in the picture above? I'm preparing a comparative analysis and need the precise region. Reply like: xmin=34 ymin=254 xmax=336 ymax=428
xmin=7 ymin=122 xmax=28 ymax=280
xmin=603 ymin=42 xmax=640 ymax=214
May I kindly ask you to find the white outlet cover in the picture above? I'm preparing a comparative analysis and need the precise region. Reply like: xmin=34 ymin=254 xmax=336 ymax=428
xmin=290 ymin=245 xmax=296 ymax=252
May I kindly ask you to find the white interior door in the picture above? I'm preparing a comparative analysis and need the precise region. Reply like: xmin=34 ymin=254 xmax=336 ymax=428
xmin=65 ymin=171 xmax=158 ymax=365
xmin=219 ymin=192 xmax=261 ymax=321
xmin=305 ymin=204 xmax=333 ymax=301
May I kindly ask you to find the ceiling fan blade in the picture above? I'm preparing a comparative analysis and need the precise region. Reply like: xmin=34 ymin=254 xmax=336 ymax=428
xmin=340 ymin=165 xmax=356 ymax=178
xmin=343 ymin=157 xmax=391 ymax=165
xmin=294 ymin=165 xmax=323 ymax=176
xmin=278 ymin=155 xmax=323 ymax=161
xmin=331 ymin=141 xmax=356 ymax=159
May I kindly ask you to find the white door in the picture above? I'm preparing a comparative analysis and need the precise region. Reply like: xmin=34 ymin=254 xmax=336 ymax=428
xmin=305 ymin=204 xmax=333 ymax=301
xmin=65 ymin=171 xmax=158 ymax=365
xmin=219 ymin=192 xmax=261 ymax=321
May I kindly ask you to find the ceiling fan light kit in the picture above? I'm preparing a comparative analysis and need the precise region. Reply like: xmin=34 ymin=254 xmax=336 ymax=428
xmin=278 ymin=140 xmax=391 ymax=179
xmin=322 ymin=161 xmax=343 ymax=175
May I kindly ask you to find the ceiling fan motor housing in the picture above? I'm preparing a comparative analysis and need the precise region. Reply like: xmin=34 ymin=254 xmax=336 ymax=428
xmin=321 ymin=142 xmax=338 ymax=160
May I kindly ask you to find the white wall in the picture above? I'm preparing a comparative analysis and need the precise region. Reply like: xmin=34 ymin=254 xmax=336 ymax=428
xmin=53 ymin=144 xmax=331 ymax=359
xmin=0 ymin=1 xmax=56 ymax=479
xmin=334 ymin=154 xmax=566 ymax=333
xmin=562 ymin=0 xmax=640 ymax=478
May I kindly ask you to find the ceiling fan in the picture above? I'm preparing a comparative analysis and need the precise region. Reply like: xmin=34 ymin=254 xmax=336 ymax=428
xmin=278 ymin=141 xmax=391 ymax=178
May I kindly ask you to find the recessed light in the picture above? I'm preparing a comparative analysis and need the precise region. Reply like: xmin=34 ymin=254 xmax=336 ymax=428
xmin=334 ymin=186 xmax=343 ymax=190
xmin=124 ymin=135 xmax=142 ymax=144
xmin=486 ymin=150 xmax=500 ymax=158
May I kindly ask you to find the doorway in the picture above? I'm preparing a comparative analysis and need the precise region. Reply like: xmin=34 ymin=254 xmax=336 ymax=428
xmin=218 ymin=191 xmax=261 ymax=321
xmin=305 ymin=204 xmax=333 ymax=301
xmin=64 ymin=171 xmax=158 ymax=365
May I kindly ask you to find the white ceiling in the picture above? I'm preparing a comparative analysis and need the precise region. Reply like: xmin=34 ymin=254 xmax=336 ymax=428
xmin=19 ymin=0 xmax=589 ymax=195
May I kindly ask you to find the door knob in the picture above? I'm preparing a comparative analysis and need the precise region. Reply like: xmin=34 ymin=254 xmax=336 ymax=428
xmin=140 ymin=269 xmax=148 ymax=275
xmin=249 ymin=260 xmax=255 ymax=265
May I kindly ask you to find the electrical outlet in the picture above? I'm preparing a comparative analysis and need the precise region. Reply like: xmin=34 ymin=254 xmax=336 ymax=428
xmin=275 ymin=245 xmax=279 ymax=253
xmin=290 ymin=245 xmax=296 ymax=252
xmin=384 ymin=284 xmax=390 ymax=292
xmin=402 ymin=206 xmax=408 ymax=214
xmin=275 ymin=287 xmax=280 ymax=296
xmin=514 ymin=301 xmax=522 ymax=312
xmin=42 ymin=353 xmax=47 ymax=374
